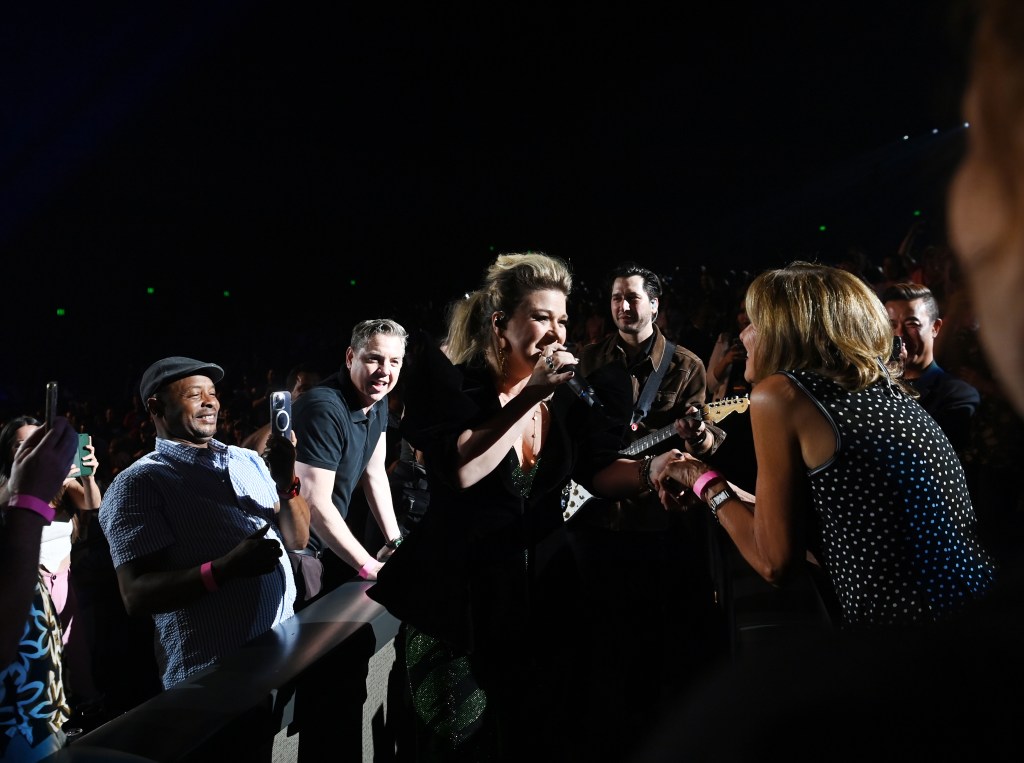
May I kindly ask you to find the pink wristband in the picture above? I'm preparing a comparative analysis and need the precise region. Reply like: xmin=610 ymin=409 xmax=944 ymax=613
xmin=358 ymin=561 xmax=377 ymax=580
xmin=692 ymin=470 xmax=724 ymax=499
xmin=200 ymin=561 xmax=219 ymax=592
xmin=7 ymin=494 xmax=56 ymax=524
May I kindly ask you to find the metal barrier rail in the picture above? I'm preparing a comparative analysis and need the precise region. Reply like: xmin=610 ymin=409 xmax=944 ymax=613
xmin=52 ymin=581 xmax=401 ymax=762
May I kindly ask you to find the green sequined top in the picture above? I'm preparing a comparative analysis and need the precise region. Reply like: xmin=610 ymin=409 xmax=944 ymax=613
xmin=511 ymin=457 xmax=540 ymax=497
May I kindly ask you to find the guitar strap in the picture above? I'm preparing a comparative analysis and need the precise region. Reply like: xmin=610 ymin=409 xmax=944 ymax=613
xmin=629 ymin=340 xmax=676 ymax=432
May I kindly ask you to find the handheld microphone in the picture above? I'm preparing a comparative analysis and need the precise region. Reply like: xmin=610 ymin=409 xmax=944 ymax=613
xmin=562 ymin=365 xmax=604 ymax=409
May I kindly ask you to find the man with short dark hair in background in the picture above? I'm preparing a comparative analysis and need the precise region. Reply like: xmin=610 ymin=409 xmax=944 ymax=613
xmin=882 ymin=282 xmax=980 ymax=455
xmin=570 ymin=261 xmax=729 ymax=760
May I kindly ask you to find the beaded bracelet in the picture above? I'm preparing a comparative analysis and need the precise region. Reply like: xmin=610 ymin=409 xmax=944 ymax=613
xmin=639 ymin=455 xmax=656 ymax=492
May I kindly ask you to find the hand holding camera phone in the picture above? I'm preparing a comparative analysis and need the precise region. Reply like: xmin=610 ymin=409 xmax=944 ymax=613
xmin=73 ymin=433 xmax=95 ymax=478
xmin=270 ymin=391 xmax=292 ymax=441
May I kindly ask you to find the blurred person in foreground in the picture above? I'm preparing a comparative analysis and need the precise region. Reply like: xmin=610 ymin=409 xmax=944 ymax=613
xmin=0 ymin=417 xmax=104 ymax=726
xmin=948 ymin=0 xmax=1024 ymax=419
xmin=1 ymin=417 xmax=78 ymax=762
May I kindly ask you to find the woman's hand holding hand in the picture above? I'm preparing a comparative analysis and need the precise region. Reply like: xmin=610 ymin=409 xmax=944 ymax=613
xmin=653 ymin=453 xmax=710 ymax=512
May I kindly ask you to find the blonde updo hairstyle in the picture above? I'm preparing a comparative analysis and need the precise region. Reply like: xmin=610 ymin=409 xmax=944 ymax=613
xmin=444 ymin=252 xmax=573 ymax=378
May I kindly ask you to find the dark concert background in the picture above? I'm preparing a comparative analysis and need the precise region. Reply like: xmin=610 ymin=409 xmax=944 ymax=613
xmin=2 ymin=1 xmax=975 ymax=414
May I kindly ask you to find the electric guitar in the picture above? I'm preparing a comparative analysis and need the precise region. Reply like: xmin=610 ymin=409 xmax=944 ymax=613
xmin=561 ymin=395 xmax=750 ymax=522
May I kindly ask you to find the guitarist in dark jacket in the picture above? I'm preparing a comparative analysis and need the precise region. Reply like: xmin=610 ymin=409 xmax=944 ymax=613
xmin=569 ymin=261 xmax=732 ymax=760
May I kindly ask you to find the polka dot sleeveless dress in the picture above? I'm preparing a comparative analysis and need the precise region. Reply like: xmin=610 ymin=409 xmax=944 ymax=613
xmin=782 ymin=369 xmax=997 ymax=627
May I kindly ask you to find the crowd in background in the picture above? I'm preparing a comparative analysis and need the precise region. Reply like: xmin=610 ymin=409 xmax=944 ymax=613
xmin=21 ymin=233 xmax=1020 ymax=541
xmin=3 ymin=227 xmax=1024 ymax=752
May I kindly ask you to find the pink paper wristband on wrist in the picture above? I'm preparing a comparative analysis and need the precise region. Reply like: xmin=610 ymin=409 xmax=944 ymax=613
xmin=358 ymin=561 xmax=378 ymax=580
xmin=7 ymin=494 xmax=56 ymax=524
xmin=692 ymin=470 xmax=724 ymax=500
xmin=200 ymin=561 xmax=219 ymax=593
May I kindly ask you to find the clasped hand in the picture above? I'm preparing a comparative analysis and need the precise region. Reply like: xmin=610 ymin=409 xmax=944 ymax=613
xmin=219 ymin=524 xmax=283 ymax=579
xmin=651 ymin=452 xmax=709 ymax=512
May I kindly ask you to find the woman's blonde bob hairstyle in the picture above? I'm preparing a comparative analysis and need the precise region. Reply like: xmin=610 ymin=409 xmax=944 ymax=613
xmin=745 ymin=261 xmax=902 ymax=391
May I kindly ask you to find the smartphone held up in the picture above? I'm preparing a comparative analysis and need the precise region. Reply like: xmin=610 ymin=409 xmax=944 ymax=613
xmin=73 ymin=433 xmax=94 ymax=478
xmin=270 ymin=391 xmax=292 ymax=441
xmin=45 ymin=381 xmax=58 ymax=429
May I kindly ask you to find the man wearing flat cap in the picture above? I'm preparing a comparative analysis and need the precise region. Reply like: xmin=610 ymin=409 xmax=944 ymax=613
xmin=98 ymin=356 xmax=310 ymax=759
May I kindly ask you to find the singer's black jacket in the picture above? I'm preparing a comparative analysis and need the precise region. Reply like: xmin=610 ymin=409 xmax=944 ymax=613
xmin=368 ymin=349 xmax=621 ymax=654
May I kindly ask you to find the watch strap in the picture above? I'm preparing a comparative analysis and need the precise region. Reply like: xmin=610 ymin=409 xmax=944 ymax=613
xmin=706 ymin=486 xmax=734 ymax=523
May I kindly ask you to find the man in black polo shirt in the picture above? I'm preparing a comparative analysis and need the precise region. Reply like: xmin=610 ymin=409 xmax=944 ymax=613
xmin=293 ymin=318 xmax=407 ymax=590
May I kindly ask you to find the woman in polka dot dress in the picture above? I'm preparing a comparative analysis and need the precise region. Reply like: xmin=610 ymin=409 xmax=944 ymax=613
xmin=655 ymin=261 xmax=997 ymax=628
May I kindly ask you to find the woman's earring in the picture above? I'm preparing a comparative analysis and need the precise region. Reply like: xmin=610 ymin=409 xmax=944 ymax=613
xmin=498 ymin=344 xmax=508 ymax=378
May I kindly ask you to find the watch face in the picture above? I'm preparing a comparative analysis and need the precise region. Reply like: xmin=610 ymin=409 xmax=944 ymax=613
xmin=709 ymin=488 xmax=732 ymax=509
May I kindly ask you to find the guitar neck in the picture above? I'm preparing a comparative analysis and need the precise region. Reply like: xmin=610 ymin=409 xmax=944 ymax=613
xmin=618 ymin=395 xmax=750 ymax=457
xmin=620 ymin=424 xmax=677 ymax=456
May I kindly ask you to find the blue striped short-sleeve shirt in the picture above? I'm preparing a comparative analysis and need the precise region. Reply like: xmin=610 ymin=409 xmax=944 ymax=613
xmin=99 ymin=437 xmax=296 ymax=688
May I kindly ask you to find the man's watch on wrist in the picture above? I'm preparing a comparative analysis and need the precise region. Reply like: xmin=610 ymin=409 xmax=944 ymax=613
xmin=706 ymin=486 xmax=734 ymax=523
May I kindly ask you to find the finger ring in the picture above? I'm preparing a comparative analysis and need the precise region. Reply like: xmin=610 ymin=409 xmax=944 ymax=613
xmin=545 ymin=355 xmax=555 ymax=370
